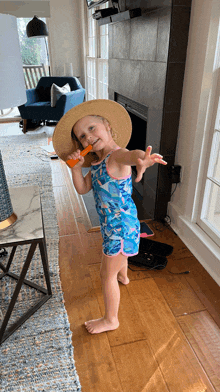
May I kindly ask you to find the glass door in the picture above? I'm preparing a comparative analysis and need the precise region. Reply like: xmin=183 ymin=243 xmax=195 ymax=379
xmin=17 ymin=18 xmax=50 ymax=88
xmin=0 ymin=17 xmax=50 ymax=123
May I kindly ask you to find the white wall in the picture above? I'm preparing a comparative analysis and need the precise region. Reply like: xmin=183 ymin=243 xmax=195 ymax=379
xmin=47 ymin=0 xmax=84 ymax=81
xmin=168 ymin=0 xmax=220 ymax=285
xmin=0 ymin=1 xmax=50 ymax=17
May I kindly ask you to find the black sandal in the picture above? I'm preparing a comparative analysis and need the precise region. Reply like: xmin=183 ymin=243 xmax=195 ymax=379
xmin=0 ymin=248 xmax=8 ymax=258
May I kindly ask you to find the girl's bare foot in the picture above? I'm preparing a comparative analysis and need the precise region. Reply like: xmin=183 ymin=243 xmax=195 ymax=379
xmin=85 ymin=317 xmax=119 ymax=334
xmin=117 ymin=273 xmax=130 ymax=285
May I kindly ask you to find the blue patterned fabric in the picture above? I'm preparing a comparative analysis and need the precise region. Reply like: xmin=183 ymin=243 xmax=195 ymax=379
xmin=91 ymin=152 xmax=140 ymax=257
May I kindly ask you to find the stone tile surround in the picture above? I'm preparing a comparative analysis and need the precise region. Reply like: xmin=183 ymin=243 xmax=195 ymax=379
xmin=108 ymin=2 xmax=192 ymax=219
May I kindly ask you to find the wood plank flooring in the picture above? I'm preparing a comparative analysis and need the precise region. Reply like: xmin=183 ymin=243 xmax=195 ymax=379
xmin=51 ymin=158 xmax=220 ymax=392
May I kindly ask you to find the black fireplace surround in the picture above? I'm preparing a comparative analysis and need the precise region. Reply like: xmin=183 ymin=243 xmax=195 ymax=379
xmin=115 ymin=93 xmax=147 ymax=198
xmin=109 ymin=1 xmax=192 ymax=221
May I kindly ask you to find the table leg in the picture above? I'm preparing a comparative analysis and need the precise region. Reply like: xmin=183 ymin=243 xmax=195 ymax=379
xmin=39 ymin=238 xmax=52 ymax=296
xmin=4 ymin=246 xmax=17 ymax=272
xmin=0 ymin=242 xmax=37 ymax=343
xmin=0 ymin=246 xmax=17 ymax=277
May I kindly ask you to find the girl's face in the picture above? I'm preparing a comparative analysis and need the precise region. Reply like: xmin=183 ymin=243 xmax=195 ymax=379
xmin=73 ymin=116 xmax=112 ymax=152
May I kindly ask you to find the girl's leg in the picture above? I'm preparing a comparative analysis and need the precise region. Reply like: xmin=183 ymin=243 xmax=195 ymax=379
xmin=85 ymin=252 xmax=127 ymax=334
xmin=117 ymin=258 xmax=130 ymax=285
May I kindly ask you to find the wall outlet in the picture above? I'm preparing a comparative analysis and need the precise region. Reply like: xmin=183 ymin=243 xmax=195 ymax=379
xmin=170 ymin=165 xmax=181 ymax=183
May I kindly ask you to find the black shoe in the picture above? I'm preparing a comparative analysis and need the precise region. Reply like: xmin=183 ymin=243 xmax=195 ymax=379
xmin=0 ymin=248 xmax=8 ymax=258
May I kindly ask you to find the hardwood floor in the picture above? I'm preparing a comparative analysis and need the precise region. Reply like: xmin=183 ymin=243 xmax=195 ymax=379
xmin=51 ymin=158 xmax=220 ymax=392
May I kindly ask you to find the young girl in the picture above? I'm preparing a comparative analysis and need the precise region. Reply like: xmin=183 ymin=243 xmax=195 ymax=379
xmin=52 ymin=99 xmax=167 ymax=334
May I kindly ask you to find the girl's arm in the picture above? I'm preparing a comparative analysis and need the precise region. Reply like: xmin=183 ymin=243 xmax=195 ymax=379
xmin=113 ymin=148 xmax=146 ymax=165
xmin=111 ymin=146 xmax=167 ymax=182
xmin=71 ymin=168 xmax=92 ymax=194
xmin=67 ymin=150 xmax=92 ymax=194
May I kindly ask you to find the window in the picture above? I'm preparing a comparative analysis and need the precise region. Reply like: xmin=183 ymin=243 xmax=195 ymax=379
xmin=197 ymin=65 xmax=220 ymax=247
xmin=17 ymin=18 xmax=49 ymax=67
xmin=17 ymin=18 xmax=50 ymax=88
xmin=85 ymin=3 xmax=109 ymax=100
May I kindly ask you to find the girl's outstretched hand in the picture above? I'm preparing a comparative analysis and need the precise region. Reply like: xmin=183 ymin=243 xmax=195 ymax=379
xmin=135 ymin=146 xmax=167 ymax=182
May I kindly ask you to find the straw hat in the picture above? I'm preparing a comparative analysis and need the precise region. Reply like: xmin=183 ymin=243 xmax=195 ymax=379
xmin=52 ymin=99 xmax=132 ymax=167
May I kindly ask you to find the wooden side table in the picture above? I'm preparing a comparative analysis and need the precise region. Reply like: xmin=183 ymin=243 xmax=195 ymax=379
xmin=0 ymin=185 xmax=52 ymax=345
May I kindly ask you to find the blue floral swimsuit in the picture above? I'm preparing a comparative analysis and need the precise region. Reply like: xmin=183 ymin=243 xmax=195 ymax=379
xmin=91 ymin=151 xmax=140 ymax=257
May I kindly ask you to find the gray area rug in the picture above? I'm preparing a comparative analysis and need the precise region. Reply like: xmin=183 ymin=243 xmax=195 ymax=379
xmin=0 ymin=133 xmax=81 ymax=391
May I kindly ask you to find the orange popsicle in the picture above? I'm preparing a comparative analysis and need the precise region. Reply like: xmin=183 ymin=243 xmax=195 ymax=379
xmin=66 ymin=145 xmax=93 ymax=168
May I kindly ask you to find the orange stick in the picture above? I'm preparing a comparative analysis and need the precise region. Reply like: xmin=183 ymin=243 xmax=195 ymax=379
xmin=66 ymin=145 xmax=93 ymax=168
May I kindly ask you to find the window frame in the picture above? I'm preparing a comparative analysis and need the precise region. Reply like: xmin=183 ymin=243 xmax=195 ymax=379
xmin=196 ymin=34 xmax=220 ymax=247
xmin=84 ymin=3 xmax=109 ymax=101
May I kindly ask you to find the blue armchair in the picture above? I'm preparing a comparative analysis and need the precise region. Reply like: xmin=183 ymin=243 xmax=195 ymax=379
xmin=18 ymin=76 xmax=85 ymax=133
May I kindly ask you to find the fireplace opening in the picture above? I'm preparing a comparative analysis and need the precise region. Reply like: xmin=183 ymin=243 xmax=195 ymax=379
xmin=126 ymin=110 xmax=147 ymax=185
xmin=114 ymin=93 xmax=148 ymax=198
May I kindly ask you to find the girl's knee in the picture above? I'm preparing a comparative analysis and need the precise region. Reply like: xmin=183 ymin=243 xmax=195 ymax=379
xmin=100 ymin=265 xmax=115 ymax=281
xmin=100 ymin=252 xmax=127 ymax=280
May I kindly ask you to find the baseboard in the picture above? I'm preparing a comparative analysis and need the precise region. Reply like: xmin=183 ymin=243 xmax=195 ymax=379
xmin=168 ymin=202 xmax=220 ymax=286
xmin=87 ymin=226 xmax=100 ymax=233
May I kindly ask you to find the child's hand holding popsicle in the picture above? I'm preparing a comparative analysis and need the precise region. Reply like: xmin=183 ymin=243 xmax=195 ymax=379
xmin=66 ymin=145 xmax=92 ymax=168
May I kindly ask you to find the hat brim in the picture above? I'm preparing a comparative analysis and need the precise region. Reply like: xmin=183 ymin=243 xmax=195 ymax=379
xmin=52 ymin=99 xmax=132 ymax=167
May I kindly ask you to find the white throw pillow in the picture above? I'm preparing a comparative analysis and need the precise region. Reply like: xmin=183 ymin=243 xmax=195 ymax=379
xmin=51 ymin=83 xmax=71 ymax=107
